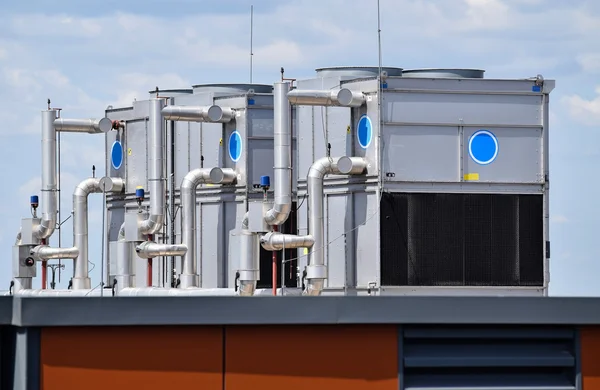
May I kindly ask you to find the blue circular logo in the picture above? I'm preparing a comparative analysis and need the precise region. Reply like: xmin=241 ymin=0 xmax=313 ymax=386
xmin=111 ymin=140 xmax=123 ymax=170
xmin=468 ymin=130 xmax=498 ymax=165
xmin=228 ymin=131 xmax=242 ymax=162
xmin=357 ymin=115 xmax=372 ymax=149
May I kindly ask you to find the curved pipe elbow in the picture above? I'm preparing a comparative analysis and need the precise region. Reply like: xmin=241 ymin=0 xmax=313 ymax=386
xmin=264 ymin=204 xmax=292 ymax=226
xmin=135 ymin=242 xmax=187 ymax=259
xmin=139 ymin=216 xmax=164 ymax=236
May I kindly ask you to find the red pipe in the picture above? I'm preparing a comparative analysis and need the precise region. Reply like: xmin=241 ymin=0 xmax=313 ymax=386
xmin=272 ymin=225 xmax=278 ymax=296
xmin=147 ymin=259 xmax=153 ymax=287
xmin=41 ymin=261 xmax=47 ymax=290
xmin=40 ymin=238 xmax=47 ymax=289
xmin=147 ymin=234 xmax=154 ymax=287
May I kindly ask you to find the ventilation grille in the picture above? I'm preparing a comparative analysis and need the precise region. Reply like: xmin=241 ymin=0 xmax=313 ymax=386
xmin=402 ymin=326 xmax=577 ymax=390
xmin=380 ymin=192 xmax=544 ymax=287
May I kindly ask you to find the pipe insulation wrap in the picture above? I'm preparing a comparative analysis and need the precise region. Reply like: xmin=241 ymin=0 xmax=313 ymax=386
xmin=139 ymin=99 xmax=166 ymax=235
xmin=180 ymin=167 xmax=237 ymax=288
xmin=304 ymin=156 xmax=368 ymax=296
xmin=264 ymin=81 xmax=293 ymax=226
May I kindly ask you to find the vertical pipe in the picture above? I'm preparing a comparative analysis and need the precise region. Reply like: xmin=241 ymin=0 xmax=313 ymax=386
xmin=41 ymin=261 xmax=47 ymax=290
xmin=36 ymin=110 xmax=58 ymax=239
xmin=264 ymin=82 xmax=292 ymax=226
xmin=272 ymin=225 xmax=278 ymax=296
xmin=139 ymin=99 xmax=166 ymax=235
xmin=147 ymin=259 xmax=153 ymax=287
xmin=147 ymin=234 xmax=154 ymax=287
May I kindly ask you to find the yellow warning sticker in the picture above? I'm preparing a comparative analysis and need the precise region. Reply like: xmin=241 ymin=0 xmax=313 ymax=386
xmin=127 ymin=148 xmax=132 ymax=156
xmin=346 ymin=125 xmax=351 ymax=134
xmin=303 ymin=248 xmax=308 ymax=255
xmin=464 ymin=173 xmax=480 ymax=181
xmin=219 ymin=138 xmax=223 ymax=146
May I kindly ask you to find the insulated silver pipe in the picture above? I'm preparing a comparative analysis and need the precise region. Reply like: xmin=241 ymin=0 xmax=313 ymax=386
xmin=238 ymin=212 xmax=260 ymax=296
xmin=162 ymin=105 xmax=235 ymax=123
xmin=72 ymin=177 xmax=124 ymax=290
xmin=260 ymin=231 xmax=314 ymax=251
xmin=288 ymin=88 xmax=366 ymax=107
xmin=36 ymin=111 xmax=112 ymax=240
xmin=53 ymin=118 xmax=112 ymax=133
xmin=30 ymin=245 xmax=79 ymax=260
xmin=264 ymin=81 xmax=292 ymax=226
xmin=136 ymin=242 xmax=187 ymax=259
xmin=36 ymin=110 xmax=59 ymax=239
xmin=305 ymin=156 xmax=368 ymax=296
xmin=180 ymin=167 xmax=237 ymax=288
xmin=140 ymin=99 xmax=166 ymax=235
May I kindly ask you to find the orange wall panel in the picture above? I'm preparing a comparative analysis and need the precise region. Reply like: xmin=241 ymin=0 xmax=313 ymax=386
xmin=225 ymin=325 xmax=398 ymax=390
xmin=582 ymin=327 xmax=600 ymax=390
xmin=40 ymin=326 xmax=223 ymax=390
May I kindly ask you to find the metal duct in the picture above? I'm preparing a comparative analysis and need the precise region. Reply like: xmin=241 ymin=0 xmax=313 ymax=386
xmin=135 ymin=242 xmax=187 ymax=259
xmin=287 ymin=89 xmax=366 ymax=107
xmin=305 ymin=156 xmax=368 ymax=296
xmin=238 ymin=212 xmax=260 ymax=296
xmin=260 ymin=231 xmax=314 ymax=251
xmin=36 ymin=110 xmax=111 ymax=240
xmin=162 ymin=105 xmax=235 ymax=123
xmin=180 ymin=167 xmax=237 ymax=288
xmin=139 ymin=99 xmax=166 ymax=235
xmin=264 ymin=81 xmax=292 ymax=226
xmin=30 ymin=245 xmax=79 ymax=260
xmin=72 ymin=177 xmax=124 ymax=290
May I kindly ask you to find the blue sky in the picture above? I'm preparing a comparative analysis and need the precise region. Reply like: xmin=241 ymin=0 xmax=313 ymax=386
xmin=0 ymin=0 xmax=598 ymax=295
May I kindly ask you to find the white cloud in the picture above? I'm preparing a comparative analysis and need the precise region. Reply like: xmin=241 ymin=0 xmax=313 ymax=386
xmin=562 ymin=86 xmax=600 ymax=126
xmin=577 ymin=53 xmax=600 ymax=73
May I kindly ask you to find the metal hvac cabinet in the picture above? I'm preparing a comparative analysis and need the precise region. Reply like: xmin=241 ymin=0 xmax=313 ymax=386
xmin=104 ymin=84 xmax=293 ymax=289
xmin=294 ymin=67 xmax=553 ymax=296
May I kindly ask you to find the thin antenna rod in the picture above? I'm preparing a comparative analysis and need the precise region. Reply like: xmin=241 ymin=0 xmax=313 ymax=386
xmin=250 ymin=5 xmax=254 ymax=83
xmin=377 ymin=0 xmax=383 ymax=74
xmin=376 ymin=0 xmax=384 ymax=194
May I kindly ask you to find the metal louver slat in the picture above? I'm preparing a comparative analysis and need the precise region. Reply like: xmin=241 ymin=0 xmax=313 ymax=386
xmin=402 ymin=326 xmax=578 ymax=390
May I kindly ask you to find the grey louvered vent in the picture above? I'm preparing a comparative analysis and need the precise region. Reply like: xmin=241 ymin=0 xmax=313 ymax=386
xmin=402 ymin=326 xmax=578 ymax=390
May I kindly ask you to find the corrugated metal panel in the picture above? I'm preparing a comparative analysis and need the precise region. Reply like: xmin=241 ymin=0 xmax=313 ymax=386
xmin=402 ymin=326 xmax=577 ymax=390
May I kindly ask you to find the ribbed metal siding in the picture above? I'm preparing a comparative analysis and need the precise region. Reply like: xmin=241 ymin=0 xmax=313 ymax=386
xmin=401 ymin=326 xmax=578 ymax=390
xmin=380 ymin=192 xmax=544 ymax=287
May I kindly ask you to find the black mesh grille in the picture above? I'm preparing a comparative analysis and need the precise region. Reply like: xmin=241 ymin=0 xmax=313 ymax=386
xmin=380 ymin=192 xmax=544 ymax=287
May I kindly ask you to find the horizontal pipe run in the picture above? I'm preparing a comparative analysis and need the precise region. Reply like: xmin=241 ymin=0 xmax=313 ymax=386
xmin=287 ymin=88 xmax=366 ymax=107
xmin=53 ymin=118 xmax=112 ymax=133
xmin=135 ymin=242 xmax=187 ymax=259
xmin=30 ymin=245 xmax=79 ymax=260
xmin=117 ymin=287 xmax=238 ymax=297
xmin=260 ymin=231 xmax=314 ymax=251
xmin=162 ymin=105 xmax=235 ymax=123
xmin=14 ymin=289 xmax=104 ymax=297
